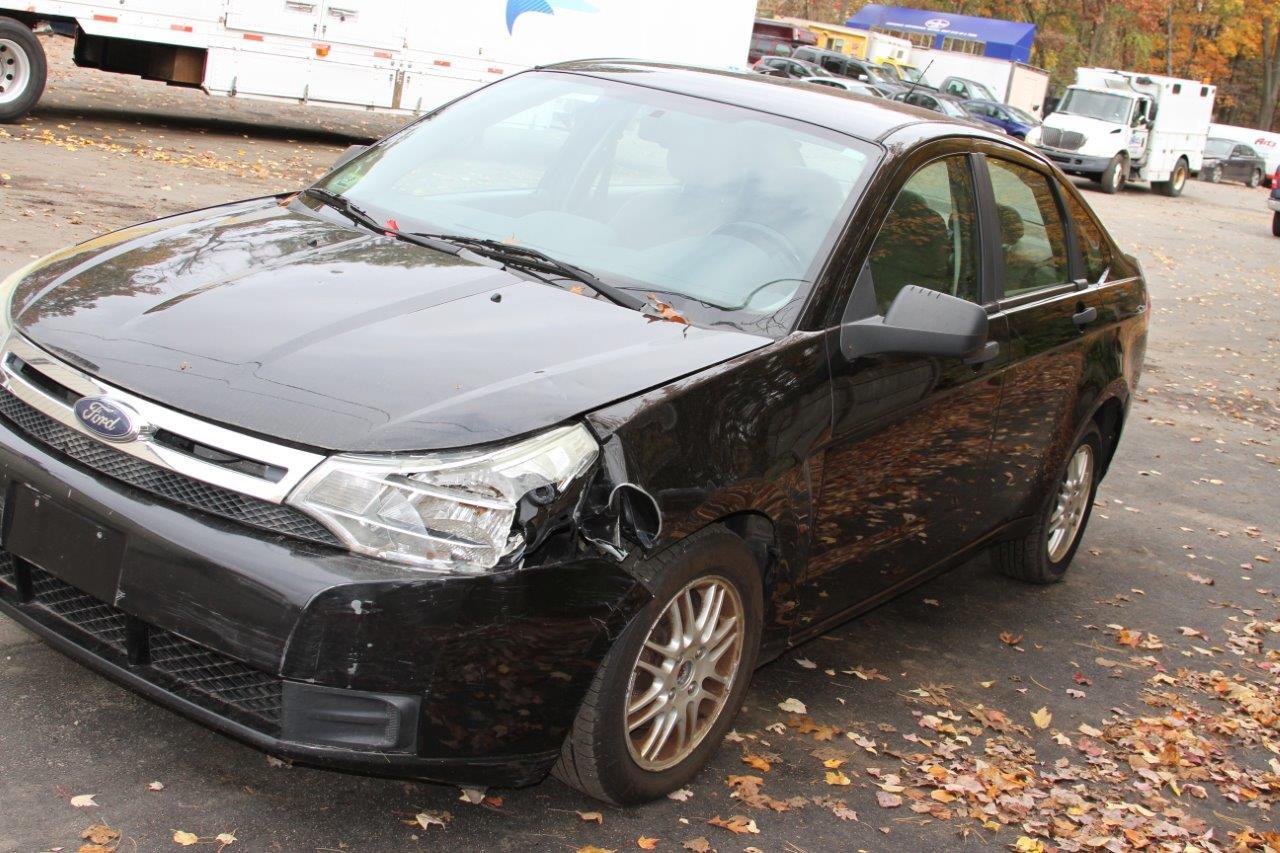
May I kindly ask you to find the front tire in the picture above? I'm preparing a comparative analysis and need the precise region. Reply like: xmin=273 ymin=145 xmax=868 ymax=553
xmin=1098 ymin=155 xmax=1126 ymax=194
xmin=1207 ymin=164 xmax=1222 ymax=183
xmin=553 ymin=527 xmax=763 ymax=804
xmin=1272 ymin=211 xmax=1280 ymax=238
xmin=1155 ymin=158 xmax=1189 ymax=197
xmin=993 ymin=424 xmax=1103 ymax=585
xmin=0 ymin=18 xmax=46 ymax=123
xmin=1248 ymin=168 xmax=1262 ymax=188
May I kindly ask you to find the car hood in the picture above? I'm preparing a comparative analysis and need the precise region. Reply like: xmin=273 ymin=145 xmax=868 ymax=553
xmin=9 ymin=198 xmax=770 ymax=452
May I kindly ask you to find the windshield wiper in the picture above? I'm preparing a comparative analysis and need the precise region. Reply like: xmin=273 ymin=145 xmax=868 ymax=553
xmin=301 ymin=188 xmax=462 ymax=256
xmin=409 ymin=233 xmax=647 ymax=312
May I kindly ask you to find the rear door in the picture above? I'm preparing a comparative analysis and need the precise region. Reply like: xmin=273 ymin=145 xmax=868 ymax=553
xmin=980 ymin=146 xmax=1124 ymax=520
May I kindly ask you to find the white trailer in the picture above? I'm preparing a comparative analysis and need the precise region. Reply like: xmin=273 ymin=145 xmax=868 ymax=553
xmin=1035 ymin=67 xmax=1215 ymax=197
xmin=909 ymin=48 xmax=1050 ymax=117
xmin=1209 ymin=122 xmax=1280 ymax=186
xmin=0 ymin=0 xmax=757 ymax=122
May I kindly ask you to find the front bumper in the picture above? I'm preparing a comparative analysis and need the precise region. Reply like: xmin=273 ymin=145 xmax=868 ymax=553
xmin=0 ymin=402 xmax=647 ymax=786
xmin=1036 ymin=147 xmax=1113 ymax=175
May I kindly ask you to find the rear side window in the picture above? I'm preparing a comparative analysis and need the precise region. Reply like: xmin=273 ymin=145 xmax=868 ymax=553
xmin=1063 ymin=190 xmax=1112 ymax=282
xmin=867 ymin=155 xmax=981 ymax=312
xmin=987 ymin=158 xmax=1071 ymax=296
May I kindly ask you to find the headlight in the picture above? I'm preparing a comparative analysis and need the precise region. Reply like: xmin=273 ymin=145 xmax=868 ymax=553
xmin=1023 ymin=125 xmax=1042 ymax=146
xmin=289 ymin=423 xmax=599 ymax=571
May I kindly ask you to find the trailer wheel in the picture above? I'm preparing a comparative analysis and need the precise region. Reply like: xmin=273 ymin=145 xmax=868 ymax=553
xmin=0 ymin=17 xmax=46 ymax=123
xmin=1098 ymin=154 xmax=1126 ymax=194
xmin=1155 ymin=158 xmax=1188 ymax=197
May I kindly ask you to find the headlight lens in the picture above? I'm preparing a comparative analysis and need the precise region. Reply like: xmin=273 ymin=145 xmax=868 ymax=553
xmin=1023 ymin=125 xmax=1042 ymax=146
xmin=289 ymin=424 xmax=599 ymax=571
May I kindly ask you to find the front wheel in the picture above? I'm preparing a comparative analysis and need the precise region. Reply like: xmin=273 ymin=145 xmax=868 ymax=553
xmin=1272 ymin=211 xmax=1280 ymax=238
xmin=1155 ymin=159 xmax=1189 ymax=197
xmin=1206 ymin=165 xmax=1222 ymax=183
xmin=553 ymin=527 xmax=763 ymax=804
xmin=992 ymin=424 xmax=1102 ymax=584
xmin=1248 ymin=168 xmax=1262 ymax=188
xmin=0 ymin=18 xmax=47 ymax=123
xmin=1098 ymin=155 xmax=1125 ymax=194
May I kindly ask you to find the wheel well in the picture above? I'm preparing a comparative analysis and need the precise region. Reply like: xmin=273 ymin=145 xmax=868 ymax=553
xmin=719 ymin=512 xmax=778 ymax=583
xmin=1092 ymin=397 xmax=1125 ymax=474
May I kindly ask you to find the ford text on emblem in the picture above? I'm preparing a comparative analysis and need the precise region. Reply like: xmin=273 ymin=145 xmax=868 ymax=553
xmin=73 ymin=397 xmax=142 ymax=443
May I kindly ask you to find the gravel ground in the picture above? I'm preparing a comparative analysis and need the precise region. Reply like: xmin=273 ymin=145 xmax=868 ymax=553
xmin=0 ymin=34 xmax=1277 ymax=853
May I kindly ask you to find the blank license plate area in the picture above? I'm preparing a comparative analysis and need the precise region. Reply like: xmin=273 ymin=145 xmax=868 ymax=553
xmin=5 ymin=484 xmax=126 ymax=603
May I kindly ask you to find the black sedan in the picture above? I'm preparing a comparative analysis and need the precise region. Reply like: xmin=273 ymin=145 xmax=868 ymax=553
xmin=0 ymin=62 xmax=1148 ymax=805
xmin=1202 ymin=137 xmax=1267 ymax=186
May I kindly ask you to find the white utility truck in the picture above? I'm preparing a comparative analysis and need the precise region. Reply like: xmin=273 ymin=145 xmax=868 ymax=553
xmin=1036 ymin=67 xmax=1215 ymax=196
xmin=0 ymin=0 xmax=757 ymax=123
xmin=1209 ymin=122 xmax=1280 ymax=186
xmin=910 ymin=48 xmax=1050 ymax=117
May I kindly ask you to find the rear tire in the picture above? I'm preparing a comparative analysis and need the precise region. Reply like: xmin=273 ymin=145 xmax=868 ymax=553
xmin=0 ymin=18 xmax=46 ymax=123
xmin=1098 ymin=155 xmax=1125 ymax=194
xmin=1248 ymin=168 xmax=1262 ymax=188
xmin=1272 ymin=211 xmax=1280 ymax=238
xmin=1155 ymin=158 xmax=1188 ymax=197
xmin=552 ymin=527 xmax=763 ymax=805
xmin=992 ymin=424 xmax=1103 ymax=585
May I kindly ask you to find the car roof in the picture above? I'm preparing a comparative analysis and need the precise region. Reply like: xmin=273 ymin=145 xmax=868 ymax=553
xmin=542 ymin=60 xmax=985 ymax=144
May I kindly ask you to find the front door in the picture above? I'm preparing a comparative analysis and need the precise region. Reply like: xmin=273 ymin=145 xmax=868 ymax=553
xmin=802 ymin=150 xmax=1008 ymax=630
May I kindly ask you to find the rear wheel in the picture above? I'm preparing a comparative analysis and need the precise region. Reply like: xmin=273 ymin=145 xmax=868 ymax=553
xmin=1272 ymin=211 xmax=1280 ymax=238
xmin=0 ymin=18 xmax=46 ymax=123
xmin=1248 ymin=168 xmax=1263 ymax=188
xmin=1155 ymin=158 xmax=1189 ymax=197
xmin=993 ymin=424 xmax=1102 ymax=584
xmin=553 ymin=527 xmax=762 ymax=804
xmin=1098 ymin=154 xmax=1125 ymax=194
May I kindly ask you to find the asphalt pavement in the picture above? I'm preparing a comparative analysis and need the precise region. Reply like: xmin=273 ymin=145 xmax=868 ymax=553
xmin=0 ymin=34 xmax=1277 ymax=853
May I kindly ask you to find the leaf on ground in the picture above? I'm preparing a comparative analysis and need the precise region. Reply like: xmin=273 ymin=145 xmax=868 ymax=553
xmin=682 ymin=839 xmax=712 ymax=853
xmin=81 ymin=825 xmax=120 ymax=845
xmin=147 ymin=781 xmax=165 ymax=792
xmin=173 ymin=831 xmax=200 ymax=846
xmin=577 ymin=810 xmax=605 ymax=824
xmin=999 ymin=631 xmax=1023 ymax=646
xmin=667 ymin=788 xmax=693 ymax=802
xmin=876 ymin=791 xmax=903 ymax=808
xmin=741 ymin=754 xmax=771 ymax=773
xmin=70 ymin=794 xmax=99 ymax=808
xmin=215 ymin=832 xmax=237 ymax=846
xmin=1031 ymin=707 xmax=1052 ymax=729
xmin=414 ymin=810 xmax=451 ymax=830
xmin=458 ymin=787 xmax=487 ymax=804
xmin=777 ymin=697 xmax=807 ymax=714
xmin=637 ymin=837 xmax=659 ymax=850
xmin=822 ymin=757 xmax=846 ymax=769
xmin=575 ymin=846 xmax=616 ymax=853
xmin=707 ymin=814 xmax=759 ymax=834
xmin=794 ymin=657 xmax=817 ymax=669
xmin=824 ymin=770 xmax=852 ymax=786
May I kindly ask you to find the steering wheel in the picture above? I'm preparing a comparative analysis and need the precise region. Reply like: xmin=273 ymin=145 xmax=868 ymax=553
xmin=711 ymin=221 xmax=803 ymax=267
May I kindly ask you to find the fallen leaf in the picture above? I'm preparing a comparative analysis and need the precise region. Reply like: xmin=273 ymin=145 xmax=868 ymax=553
xmin=173 ymin=831 xmax=200 ymax=846
xmin=667 ymin=788 xmax=693 ymax=802
xmin=876 ymin=791 xmax=903 ymax=808
xmin=741 ymin=754 xmax=770 ymax=772
xmin=81 ymin=825 xmax=120 ymax=846
xmin=777 ymin=697 xmax=807 ymax=714
xmin=707 ymin=814 xmax=759 ymax=834
xmin=824 ymin=770 xmax=852 ymax=786
xmin=999 ymin=631 xmax=1023 ymax=645
xmin=682 ymin=839 xmax=711 ymax=853
xmin=215 ymin=833 xmax=237 ymax=847
xmin=414 ymin=811 xmax=451 ymax=830
xmin=794 ymin=657 xmax=816 ymax=669
xmin=577 ymin=810 xmax=605 ymax=824
xmin=458 ymin=787 xmax=486 ymax=804
xmin=645 ymin=294 xmax=690 ymax=325
xmin=575 ymin=847 xmax=616 ymax=853
xmin=1031 ymin=707 xmax=1052 ymax=729
xmin=822 ymin=757 xmax=845 ymax=769
xmin=637 ymin=837 xmax=659 ymax=850
xmin=147 ymin=781 xmax=165 ymax=792
xmin=70 ymin=794 xmax=99 ymax=808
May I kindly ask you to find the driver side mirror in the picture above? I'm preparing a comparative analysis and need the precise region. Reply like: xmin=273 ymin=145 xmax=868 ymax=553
xmin=840 ymin=285 xmax=990 ymax=361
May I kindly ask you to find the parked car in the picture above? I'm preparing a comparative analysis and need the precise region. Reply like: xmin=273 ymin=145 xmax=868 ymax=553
xmin=962 ymin=98 xmax=1042 ymax=140
xmin=1201 ymin=137 xmax=1267 ymax=187
xmin=801 ymin=76 xmax=889 ymax=98
xmin=939 ymin=76 xmax=998 ymax=102
xmin=753 ymin=55 xmax=830 ymax=80
xmin=0 ymin=60 xmax=1148 ymax=805
xmin=791 ymin=46 xmax=904 ymax=93
xmin=892 ymin=89 xmax=989 ymax=128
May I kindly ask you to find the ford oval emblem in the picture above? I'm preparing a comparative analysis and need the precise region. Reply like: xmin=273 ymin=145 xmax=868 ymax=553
xmin=73 ymin=397 xmax=142 ymax=443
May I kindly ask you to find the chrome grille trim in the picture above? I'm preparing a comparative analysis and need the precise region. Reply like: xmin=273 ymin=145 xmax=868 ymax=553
xmin=0 ymin=335 xmax=325 ymax=504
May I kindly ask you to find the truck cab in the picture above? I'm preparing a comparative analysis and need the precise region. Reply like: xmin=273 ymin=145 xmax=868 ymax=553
xmin=1036 ymin=68 xmax=1215 ymax=197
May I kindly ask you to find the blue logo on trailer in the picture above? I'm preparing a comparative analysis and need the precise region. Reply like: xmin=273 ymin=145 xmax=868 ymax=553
xmin=506 ymin=0 xmax=598 ymax=33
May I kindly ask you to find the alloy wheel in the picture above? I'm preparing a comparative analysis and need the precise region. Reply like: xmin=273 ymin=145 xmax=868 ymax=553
xmin=1173 ymin=164 xmax=1186 ymax=192
xmin=1047 ymin=443 xmax=1094 ymax=563
xmin=0 ymin=39 xmax=31 ymax=106
xmin=624 ymin=576 xmax=744 ymax=771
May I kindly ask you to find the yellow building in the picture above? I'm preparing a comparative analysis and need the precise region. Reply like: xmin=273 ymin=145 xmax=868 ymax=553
xmin=776 ymin=18 xmax=868 ymax=57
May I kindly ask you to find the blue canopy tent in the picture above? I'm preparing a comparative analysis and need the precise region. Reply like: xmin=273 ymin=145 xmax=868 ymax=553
xmin=846 ymin=4 xmax=1035 ymax=63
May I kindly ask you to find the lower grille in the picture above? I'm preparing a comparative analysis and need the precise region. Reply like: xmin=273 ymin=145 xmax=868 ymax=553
xmin=0 ymin=387 xmax=341 ymax=548
xmin=0 ymin=551 xmax=15 ymax=588
xmin=1042 ymin=126 xmax=1085 ymax=151
xmin=6 ymin=557 xmax=282 ymax=733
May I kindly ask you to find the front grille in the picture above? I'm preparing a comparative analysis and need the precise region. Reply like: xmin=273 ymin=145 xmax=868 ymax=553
xmin=5 ymin=558 xmax=282 ymax=733
xmin=1042 ymin=126 xmax=1085 ymax=151
xmin=0 ymin=388 xmax=342 ymax=547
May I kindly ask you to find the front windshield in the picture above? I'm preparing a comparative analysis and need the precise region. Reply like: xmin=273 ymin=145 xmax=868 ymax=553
xmin=317 ymin=73 xmax=876 ymax=334
xmin=877 ymin=64 xmax=903 ymax=82
xmin=1205 ymin=138 xmax=1233 ymax=157
xmin=967 ymin=81 xmax=996 ymax=100
xmin=1058 ymin=88 xmax=1133 ymax=123
xmin=1004 ymin=104 xmax=1039 ymax=125
xmin=896 ymin=65 xmax=924 ymax=84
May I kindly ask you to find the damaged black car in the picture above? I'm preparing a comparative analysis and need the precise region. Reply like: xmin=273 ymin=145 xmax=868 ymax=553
xmin=0 ymin=61 xmax=1148 ymax=804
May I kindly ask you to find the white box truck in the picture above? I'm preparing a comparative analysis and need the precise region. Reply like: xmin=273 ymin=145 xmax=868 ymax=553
xmin=0 ymin=0 xmax=757 ymax=122
xmin=1035 ymin=67 xmax=1215 ymax=197
xmin=1208 ymin=122 xmax=1280 ymax=186
xmin=910 ymin=48 xmax=1050 ymax=117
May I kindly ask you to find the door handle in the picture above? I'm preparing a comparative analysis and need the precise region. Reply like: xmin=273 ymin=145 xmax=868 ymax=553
xmin=285 ymin=0 xmax=316 ymax=11
xmin=1073 ymin=306 xmax=1098 ymax=327
xmin=328 ymin=6 xmax=358 ymax=18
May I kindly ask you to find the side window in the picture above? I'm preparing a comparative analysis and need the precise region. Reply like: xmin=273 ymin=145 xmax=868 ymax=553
xmin=1063 ymin=190 xmax=1112 ymax=283
xmin=867 ymin=156 xmax=981 ymax=313
xmin=987 ymin=158 xmax=1071 ymax=296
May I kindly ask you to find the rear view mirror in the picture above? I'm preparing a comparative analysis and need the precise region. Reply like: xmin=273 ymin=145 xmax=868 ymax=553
xmin=841 ymin=285 xmax=990 ymax=361
xmin=332 ymin=144 xmax=368 ymax=170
